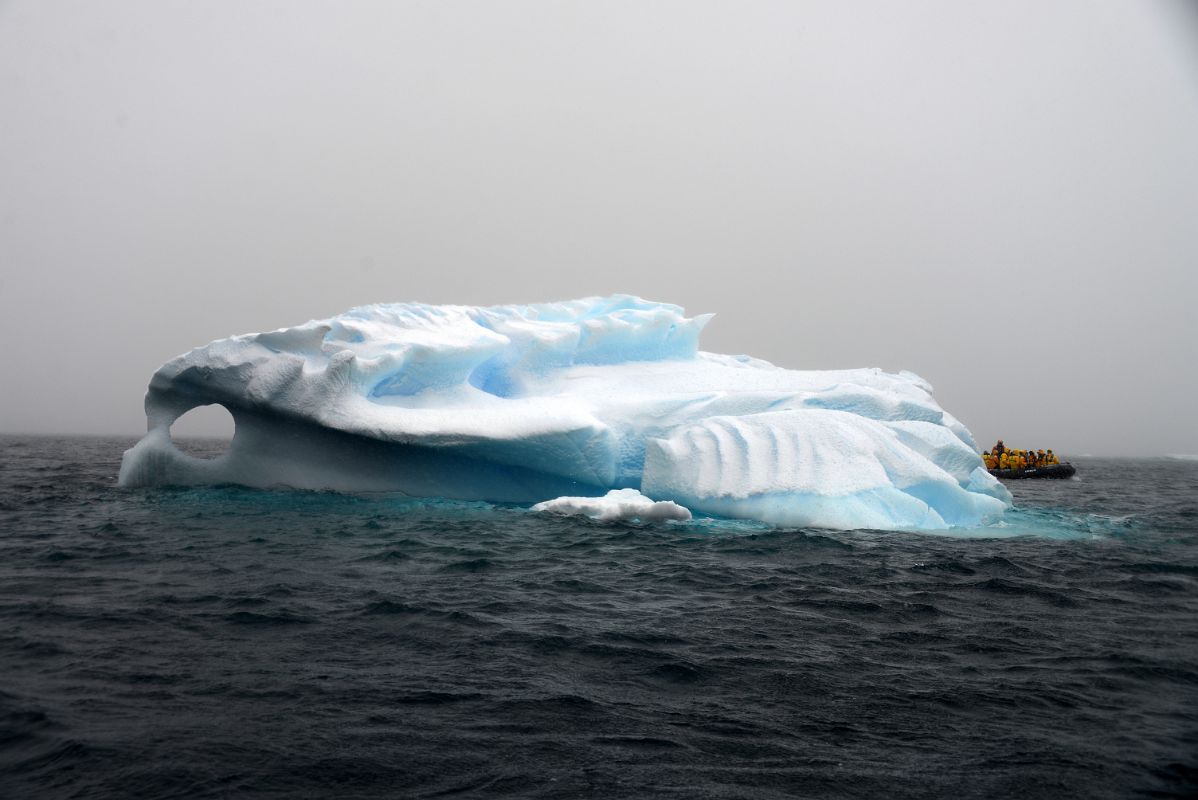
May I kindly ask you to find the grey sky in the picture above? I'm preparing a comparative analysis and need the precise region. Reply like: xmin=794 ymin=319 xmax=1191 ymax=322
xmin=2 ymin=1 xmax=1196 ymax=456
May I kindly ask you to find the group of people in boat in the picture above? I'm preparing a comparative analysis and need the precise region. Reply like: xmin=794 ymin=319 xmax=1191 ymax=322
xmin=983 ymin=440 xmax=1060 ymax=471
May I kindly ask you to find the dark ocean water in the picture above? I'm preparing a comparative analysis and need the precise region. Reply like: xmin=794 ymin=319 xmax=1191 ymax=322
xmin=1 ymin=435 xmax=1197 ymax=799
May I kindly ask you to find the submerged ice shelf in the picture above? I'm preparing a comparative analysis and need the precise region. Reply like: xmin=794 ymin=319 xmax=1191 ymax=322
xmin=119 ymin=296 xmax=1011 ymax=531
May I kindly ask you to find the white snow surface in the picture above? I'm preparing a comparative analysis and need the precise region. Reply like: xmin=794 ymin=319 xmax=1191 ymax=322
xmin=532 ymin=489 xmax=692 ymax=523
xmin=119 ymin=295 xmax=1011 ymax=531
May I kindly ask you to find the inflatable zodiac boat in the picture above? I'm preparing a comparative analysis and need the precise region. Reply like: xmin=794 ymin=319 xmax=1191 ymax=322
xmin=988 ymin=463 xmax=1076 ymax=480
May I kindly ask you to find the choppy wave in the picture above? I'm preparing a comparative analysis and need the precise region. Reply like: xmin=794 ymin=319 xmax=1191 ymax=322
xmin=1 ymin=438 xmax=1197 ymax=799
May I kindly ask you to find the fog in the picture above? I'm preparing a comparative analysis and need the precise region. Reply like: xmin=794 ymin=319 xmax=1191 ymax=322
xmin=2 ymin=1 xmax=1196 ymax=456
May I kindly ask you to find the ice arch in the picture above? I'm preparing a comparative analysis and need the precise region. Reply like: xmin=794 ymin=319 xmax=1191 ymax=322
xmin=169 ymin=403 xmax=235 ymax=458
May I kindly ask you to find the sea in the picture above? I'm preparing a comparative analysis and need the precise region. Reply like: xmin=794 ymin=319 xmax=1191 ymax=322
xmin=1 ymin=435 xmax=1196 ymax=799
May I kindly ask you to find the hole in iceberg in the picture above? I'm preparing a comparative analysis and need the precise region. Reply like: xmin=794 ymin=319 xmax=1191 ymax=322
xmin=169 ymin=403 xmax=235 ymax=459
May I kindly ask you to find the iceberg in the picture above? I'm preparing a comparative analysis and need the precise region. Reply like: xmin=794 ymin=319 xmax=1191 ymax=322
xmin=119 ymin=295 xmax=1011 ymax=531
xmin=532 ymin=489 xmax=692 ymax=523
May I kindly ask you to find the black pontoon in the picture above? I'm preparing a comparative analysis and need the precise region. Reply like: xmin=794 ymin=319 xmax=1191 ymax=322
xmin=988 ymin=463 xmax=1076 ymax=480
